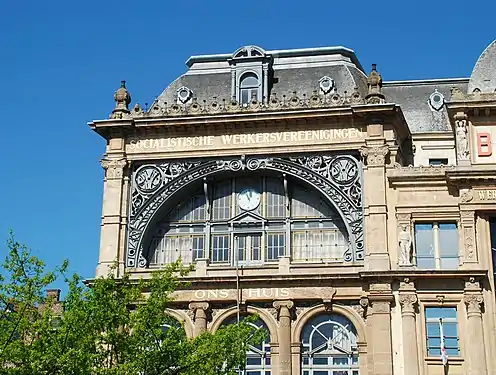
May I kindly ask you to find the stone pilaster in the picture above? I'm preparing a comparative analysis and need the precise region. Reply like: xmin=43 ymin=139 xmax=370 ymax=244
xmin=188 ymin=302 xmax=210 ymax=337
xmin=97 ymin=157 xmax=128 ymax=277
xmin=273 ymin=300 xmax=294 ymax=375
xmin=366 ymin=283 xmax=393 ymax=375
xmin=360 ymin=140 xmax=390 ymax=270
xmin=464 ymin=279 xmax=487 ymax=375
xmin=399 ymin=280 xmax=420 ymax=375
xmin=460 ymin=210 xmax=477 ymax=268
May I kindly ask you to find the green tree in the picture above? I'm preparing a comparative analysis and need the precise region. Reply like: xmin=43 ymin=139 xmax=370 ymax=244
xmin=0 ymin=233 xmax=266 ymax=374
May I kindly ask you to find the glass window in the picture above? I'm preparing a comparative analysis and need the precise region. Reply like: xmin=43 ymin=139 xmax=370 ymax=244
xmin=414 ymin=222 xmax=459 ymax=269
xmin=236 ymin=234 xmax=262 ymax=265
xmin=267 ymin=233 xmax=285 ymax=260
xmin=213 ymin=182 xmax=231 ymax=220
xmin=223 ymin=317 xmax=270 ymax=375
xmin=428 ymin=158 xmax=448 ymax=166
xmin=150 ymin=235 xmax=202 ymax=266
xmin=211 ymin=235 xmax=230 ymax=263
xmin=148 ymin=176 xmax=349 ymax=267
xmin=301 ymin=314 xmax=359 ymax=375
xmin=266 ymin=178 xmax=286 ymax=218
xmin=239 ymin=73 xmax=259 ymax=104
xmin=425 ymin=307 xmax=460 ymax=357
xmin=292 ymin=230 xmax=347 ymax=262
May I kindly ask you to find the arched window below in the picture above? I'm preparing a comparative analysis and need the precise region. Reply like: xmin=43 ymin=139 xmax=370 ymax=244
xmin=301 ymin=314 xmax=359 ymax=375
xmin=223 ymin=316 xmax=271 ymax=375
xmin=239 ymin=73 xmax=260 ymax=104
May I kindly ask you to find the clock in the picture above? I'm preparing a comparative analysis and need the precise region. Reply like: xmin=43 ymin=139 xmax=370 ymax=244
xmin=237 ymin=188 xmax=261 ymax=211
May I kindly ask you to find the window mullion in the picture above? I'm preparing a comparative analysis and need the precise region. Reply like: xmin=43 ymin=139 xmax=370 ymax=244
xmin=433 ymin=222 xmax=441 ymax=269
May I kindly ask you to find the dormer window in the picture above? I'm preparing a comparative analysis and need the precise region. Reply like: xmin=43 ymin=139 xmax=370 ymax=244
xmin=240 ymin=73 xmax=260 ymax=104
xmin=229 ymin=45 xmax=272 ymax=104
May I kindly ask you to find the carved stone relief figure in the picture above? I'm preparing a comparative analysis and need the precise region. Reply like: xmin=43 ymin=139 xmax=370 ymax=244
xmin=455 ymin=113 xmax=469 ymax=161
xmin=398 ymin=224 xmax=412 ymax=266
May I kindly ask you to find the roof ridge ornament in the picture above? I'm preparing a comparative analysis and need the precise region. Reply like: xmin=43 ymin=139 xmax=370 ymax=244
xmin=365 ymin=64 xmax=385 ymax=104
xmin=110 ymin=80 xmax=132 ymax=119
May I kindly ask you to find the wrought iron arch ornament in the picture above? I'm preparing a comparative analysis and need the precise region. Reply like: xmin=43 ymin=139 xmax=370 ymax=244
xmin=127 ymin=154 xmax=363 ymax=268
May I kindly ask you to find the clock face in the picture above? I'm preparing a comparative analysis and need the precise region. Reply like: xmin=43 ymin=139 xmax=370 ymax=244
xmin=237 ymin=188 xmax=261 ymax=211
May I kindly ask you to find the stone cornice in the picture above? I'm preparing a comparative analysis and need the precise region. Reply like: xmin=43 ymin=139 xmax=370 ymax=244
xmin=88 ymin=103 xmax=409 ymax=140
xmin=445 ymin=166 xmax=496 ymax=184
xmin=121 ymin=268 xmax=488 ymax=286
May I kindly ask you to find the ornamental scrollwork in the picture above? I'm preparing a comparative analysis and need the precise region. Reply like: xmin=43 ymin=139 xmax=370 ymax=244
xmin=127 ymin=154 xmax=364 ymax=268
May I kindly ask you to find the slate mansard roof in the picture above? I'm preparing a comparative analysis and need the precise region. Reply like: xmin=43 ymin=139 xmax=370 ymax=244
xmin=146 ymin=41 xmax=494 ymax=134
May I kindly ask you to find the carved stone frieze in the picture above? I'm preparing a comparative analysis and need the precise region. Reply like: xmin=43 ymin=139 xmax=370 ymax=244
xmin=127 ymin=154 xmax=364 ymax=267
xmin=100 ymin=158 xmax=128 ymax=179
xmin=359 ymin=145 xmax=389 ymax=166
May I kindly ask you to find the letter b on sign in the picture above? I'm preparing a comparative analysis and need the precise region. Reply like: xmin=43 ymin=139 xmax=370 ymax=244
xmin=477 ymin=132 xmax=492 ymax=157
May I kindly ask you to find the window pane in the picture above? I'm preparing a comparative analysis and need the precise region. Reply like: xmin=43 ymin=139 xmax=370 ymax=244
xmin=240 ymin=74 xmax=258 ymax=87
xmin=438 ymin=223 xmax=459 ymax=268
xmin=425 ymin=307 xmax=459 ymax=357
xmin=415 ymin=223 xmax=434 ymax=268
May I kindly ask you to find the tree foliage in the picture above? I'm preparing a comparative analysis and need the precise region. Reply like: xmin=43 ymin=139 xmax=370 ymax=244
xmin=0 ymin=233 xmax=266 ymax=374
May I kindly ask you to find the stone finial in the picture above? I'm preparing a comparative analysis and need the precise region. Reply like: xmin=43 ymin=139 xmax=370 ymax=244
xmin=111 ymin=80 xmax=132 ymax=119
xmin=366 ymin=64 xmax=385 ymax=104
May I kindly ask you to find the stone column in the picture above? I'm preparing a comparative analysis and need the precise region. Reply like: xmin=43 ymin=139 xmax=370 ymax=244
xmin=189 ymin=302 xmax=210 ymax=337
xmin=464 ymin=291 xmax=487 ymax=375
xmin=273 ymin=300 xmax=293 ymax=375
xmin=367 ymin=283 xmax=394 ymax=375
xmin=399 ymin=287 xmax=420 ymax=375
xmin=97 ymin=157 xmax=128 ymax=277
xmin=460 ymin=210 xmax=478 ymax=268
xmin=360 ymin=137 xmax=390 ymax=270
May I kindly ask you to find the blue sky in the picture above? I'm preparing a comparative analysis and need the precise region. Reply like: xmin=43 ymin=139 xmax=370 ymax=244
xmin=0 ymin=0 xmax=494 ymax=288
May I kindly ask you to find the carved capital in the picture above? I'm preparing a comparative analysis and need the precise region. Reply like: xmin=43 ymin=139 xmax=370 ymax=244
xmin=399 ymin=293 xmax=418 ymax=314
xmin=353 ymin=297 xmax=369 ymax=318
xmin=359 ymin=145 xmax=389 ymax=166
xmin=100 ymin=158 xmax=128 ymax=179
xmin=188 ymin=302 xmax=210 ymax=321
xmin=273 ymin=300 xmax=294 ymax=321
xmin=464 ymin=293 xmax=483 ymax=314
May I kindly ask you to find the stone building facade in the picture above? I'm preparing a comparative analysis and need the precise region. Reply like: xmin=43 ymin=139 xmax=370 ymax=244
xmin=89 ymin=40 xmax=496 ymax=375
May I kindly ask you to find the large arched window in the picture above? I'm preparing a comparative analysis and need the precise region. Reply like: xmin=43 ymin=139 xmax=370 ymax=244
xmin=222 ymin=316 xmax=271 ymax=375
xmin=148 ymin=174 xmax=349 ymax=267
xmin=239 ymin=73 xmax=260 ymax=104
xmin=301 ymin=314 xmax=359 ymax=375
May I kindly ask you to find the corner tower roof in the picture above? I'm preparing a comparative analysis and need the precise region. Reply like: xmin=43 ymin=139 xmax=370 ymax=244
xmin=468 ymin=39 xmax=496 ymax=93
